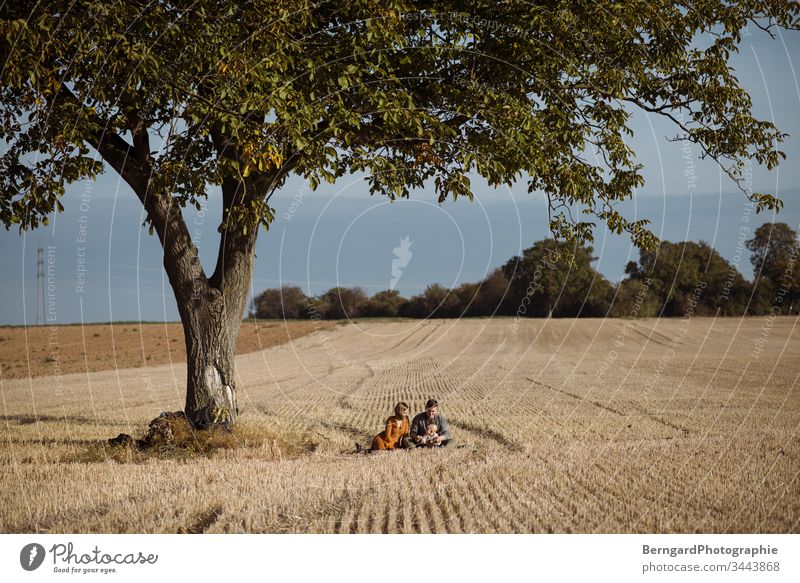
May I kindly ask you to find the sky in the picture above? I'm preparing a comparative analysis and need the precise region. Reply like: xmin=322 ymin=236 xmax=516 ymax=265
xmin=1 ymin=28 xmax=799 ymax=325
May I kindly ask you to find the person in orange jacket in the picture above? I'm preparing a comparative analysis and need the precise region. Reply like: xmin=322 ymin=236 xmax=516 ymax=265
xmin=370 ymin=402 xmax=411 ymax=451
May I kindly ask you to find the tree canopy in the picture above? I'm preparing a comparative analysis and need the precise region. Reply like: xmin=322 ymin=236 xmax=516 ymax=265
xmin=624 ymin=240 xmax=751 ymax=316
xmin=252 ymin=285 xmax=308 ymax=319
xmin=2 ymin=1 xmax=796 ymax=252
xmin=502 ymin=240 xmax=613 ymax=317
xmin=747 ymin=222 xmax=800 ymax=313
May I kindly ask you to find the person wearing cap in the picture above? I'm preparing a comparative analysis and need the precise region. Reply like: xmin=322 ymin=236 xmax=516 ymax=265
xmin=409 ymin=399 xmax=451 ymax=447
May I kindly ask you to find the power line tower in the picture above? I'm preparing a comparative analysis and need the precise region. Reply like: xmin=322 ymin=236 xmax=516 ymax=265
xmin=36 ymin=244 xmax=45 ymax=325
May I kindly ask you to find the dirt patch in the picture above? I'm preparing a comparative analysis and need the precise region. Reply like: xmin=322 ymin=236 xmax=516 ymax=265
xmin=0 ymin=320 xmax=339 ymax=379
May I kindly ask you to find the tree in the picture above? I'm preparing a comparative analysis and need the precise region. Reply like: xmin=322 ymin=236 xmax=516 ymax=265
xmin=399 ymin=283 xmax=461 ymax=318
xmin=609 ymin=278 xmax=661 ymax=318
xmin=452 ymin=282 xmax=480 ymax=316
xmin=502 ymin=240 xmax=614 ymax=317
xmin=423 ymin=283 xmax=462 ymax=318
xmin=746 ymin=223 xmax=800 ymax=313
xmin=2 ymin=1 xmax=796 ymax=427
xmin=627 ymin=240 xmax=750 ymax=316
xmin=471 ymin=269 xmax=512 ymax=317
xmin=252 ymin=286 xmax=309 ymax=319
xmin=315 ymin=287 xmax=368 ymax=319
xmin=398 ymin=293 xmax=426 ymax=319
xmin=362 ymin=289 xmax=407 ymax=317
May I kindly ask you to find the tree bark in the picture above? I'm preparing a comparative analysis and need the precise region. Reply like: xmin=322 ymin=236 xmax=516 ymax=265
xmin=180 ymin=287 xmax=240 ymax=429
xmin=169 ymin=225 xmax=257 ymax=428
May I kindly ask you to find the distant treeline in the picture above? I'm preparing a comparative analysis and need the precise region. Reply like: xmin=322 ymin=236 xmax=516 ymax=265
xmin=250 ymin=222 xmax=799 ymax=319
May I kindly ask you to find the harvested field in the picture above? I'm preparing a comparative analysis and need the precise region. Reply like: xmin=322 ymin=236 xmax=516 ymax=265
xmin=1 ymin=317 xmax=798 ymax=533
xmin=0 ymin=319 xmax=338 ymax=379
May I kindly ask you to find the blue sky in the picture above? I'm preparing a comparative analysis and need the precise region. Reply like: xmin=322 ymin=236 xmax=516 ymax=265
xmin=1 ymin=28 xmax=799 ymax=325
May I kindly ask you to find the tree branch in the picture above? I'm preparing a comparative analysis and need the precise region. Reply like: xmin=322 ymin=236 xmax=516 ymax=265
xmin=55 ymin=85 xmax=210 ymax=307
xmin=52 ymin=85 xmax=152 ymax=198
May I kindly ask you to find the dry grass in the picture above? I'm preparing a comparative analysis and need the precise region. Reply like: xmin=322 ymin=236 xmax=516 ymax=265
xmin=74 ymin=418 xmax=318 ymax=465
xmin=1 ymin=317 xmax=798 ymax=533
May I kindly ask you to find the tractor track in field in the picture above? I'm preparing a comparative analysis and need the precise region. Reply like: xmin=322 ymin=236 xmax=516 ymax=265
xmin=336 ymin=365 xmax=375 ymax=412
xmin=631 ymin=323 xmax=682 ymax=346
xmin=516 ymin=374 xmax=692 ymax=436
xmin=448 ymin=418 xmax=526 ymax=452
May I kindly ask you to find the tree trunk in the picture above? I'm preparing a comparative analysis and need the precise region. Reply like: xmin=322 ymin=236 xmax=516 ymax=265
xmin=181 ymin=288 xmax=241 ymax=429
xmin=177 ymin=227 xmax=256 ymax=429
xmin=144 ymin=183 xmax=258 ymax=430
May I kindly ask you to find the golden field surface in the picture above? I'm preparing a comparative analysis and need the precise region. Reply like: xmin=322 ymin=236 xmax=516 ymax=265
xmin=1 ymin=317 xmax=798 ymax=533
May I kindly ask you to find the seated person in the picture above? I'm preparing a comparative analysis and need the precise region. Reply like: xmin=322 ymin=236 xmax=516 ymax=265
xmin=369 ymin=402 xmax=411 ymax=451
xmin=410 ymin=399 xmax=450 ymax=447
xmin=417 ymin=422 xmax=440 ymax=447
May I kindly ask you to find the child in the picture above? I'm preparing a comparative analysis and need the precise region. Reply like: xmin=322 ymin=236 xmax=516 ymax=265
xmin=417 ymin=422 xmax=440 ymax=446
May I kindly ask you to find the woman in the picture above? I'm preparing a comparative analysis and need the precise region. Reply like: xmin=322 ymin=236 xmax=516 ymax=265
xmin=370 ymin=402 xmax=410 ymax=451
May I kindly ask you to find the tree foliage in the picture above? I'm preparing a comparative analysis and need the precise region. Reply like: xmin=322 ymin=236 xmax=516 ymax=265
xmin=251 ymin=285 xmax=309 ymax=319
xmin=747 ymin=222 xmax=800 ymax=313
xmin=624 ymin=240 xmax=751 ymax=316
xmin=363 ymin=289 xmax=406 ymax=317
xmin=502 ymin=240 xmax=614 ymax=317
xmin=312 ymin=286 xmax=369 ymax=320
xmin=2 ymin=0 xmax=797 ymax=252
